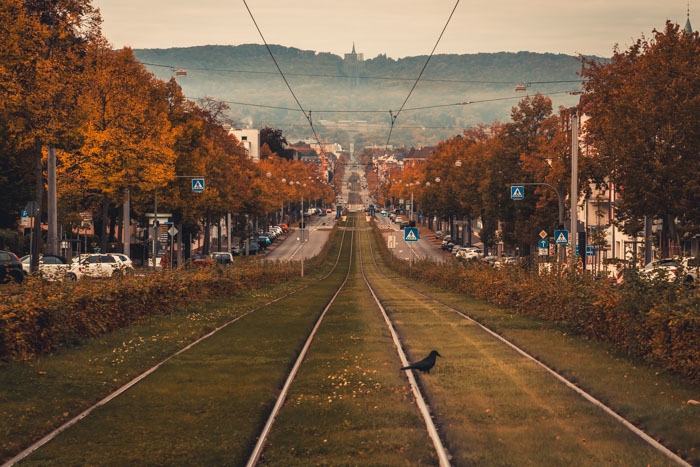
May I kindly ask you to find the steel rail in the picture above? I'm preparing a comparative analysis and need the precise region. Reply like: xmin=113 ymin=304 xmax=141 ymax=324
xmin=245 ymin=219 xmax=356 ymax=466
xmin=363 ymin=223 xmax=690 ymax=467
xmin=3 ymin=222 xmax=353 ymax=467
xmin=358 ymin=224 xmax=453 ymax=466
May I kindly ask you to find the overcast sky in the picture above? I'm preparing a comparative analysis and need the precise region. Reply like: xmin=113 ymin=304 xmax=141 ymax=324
xmin=91 ymin=1 xmax=693 ymax=58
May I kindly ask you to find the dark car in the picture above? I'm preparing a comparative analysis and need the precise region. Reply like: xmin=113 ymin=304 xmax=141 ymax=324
xmin=0 ymin=250 xmax=25 ymax=284
xmin=241 ymin=239 xmax=262 ymax=255
xmin=211 ymin=252 xmax=234 ymax=265
xmin=257 ymin=235 xmax=271 ymax=250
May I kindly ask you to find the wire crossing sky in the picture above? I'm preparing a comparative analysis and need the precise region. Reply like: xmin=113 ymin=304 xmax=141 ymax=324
xmin=92 ymin=1 xmax=693 ymax=59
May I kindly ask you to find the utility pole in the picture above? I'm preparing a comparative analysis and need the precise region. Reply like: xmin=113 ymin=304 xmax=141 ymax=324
xmin=47 ymin=147 xmax=58 ymax=255
xmin=123 ymin=189 xmax=130 ymax=259
xmin=570 ymin=108 xmax=579 ymax=264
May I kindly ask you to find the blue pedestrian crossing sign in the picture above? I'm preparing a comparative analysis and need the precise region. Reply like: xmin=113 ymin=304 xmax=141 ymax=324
xmin=554 ymin=230 xmax=569 ymax=245
xmin=510 ymin=185 xmax=525 ymax=200
xmin=404 ymin=227 xmax=419 ymax=242
xmin=192 ymin=178 xmax=205 ymax=192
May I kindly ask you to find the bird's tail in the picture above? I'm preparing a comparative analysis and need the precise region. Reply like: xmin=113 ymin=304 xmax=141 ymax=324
xmin=400 ymin=365 xmax=411 ymax=370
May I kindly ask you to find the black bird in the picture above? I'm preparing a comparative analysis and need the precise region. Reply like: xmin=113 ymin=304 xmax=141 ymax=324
xmin=401 ymin=350 xmax=441 ymax=373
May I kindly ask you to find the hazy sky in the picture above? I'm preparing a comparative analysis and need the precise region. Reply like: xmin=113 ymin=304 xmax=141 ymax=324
xmin=92 ymin=1 xmax=693 ymax=58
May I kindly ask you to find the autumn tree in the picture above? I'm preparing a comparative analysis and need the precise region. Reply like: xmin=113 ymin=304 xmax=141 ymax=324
xmin=580 ymin=21 xmax=700 ymax=257
xmin=260 ymin=126 xmax=292 ymax=160
xmin=497 ymin=94 xmax=562 ymax=253
xmin=61 ymin=42 xmax=177 ymax=252
xmin=1 ymin=0 xmax=100 ymax=265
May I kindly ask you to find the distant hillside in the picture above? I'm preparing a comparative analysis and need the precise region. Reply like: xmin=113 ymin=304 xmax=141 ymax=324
xmin=134 ymin=44 xmax=595 ymax=148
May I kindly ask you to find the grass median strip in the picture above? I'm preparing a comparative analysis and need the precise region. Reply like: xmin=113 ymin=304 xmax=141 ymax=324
xmin=16 ymin=281 xmax=343 ymax=465
xmin=258 ymin=247 xmax=437 ymax=465
xmin=13 ymin=249 xmax=351 ymax=465
xmin=362 ymin=229 xmax=683 ymax=465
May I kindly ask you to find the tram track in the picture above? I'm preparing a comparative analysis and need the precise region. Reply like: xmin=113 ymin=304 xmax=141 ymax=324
xmin=358 ymin=218 xmax=689 ymax=466
xmin=6 ymin=214 xmax=691 ymax=466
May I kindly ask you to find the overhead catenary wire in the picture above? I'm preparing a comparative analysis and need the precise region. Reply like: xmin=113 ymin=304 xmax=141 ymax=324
xmin=242 ymin=0 xmax=326 ymax=151
xmin=190 ymin=89 xmax=578 ymax=115
xmin=384 ymin=0 xmax=460 ymax=149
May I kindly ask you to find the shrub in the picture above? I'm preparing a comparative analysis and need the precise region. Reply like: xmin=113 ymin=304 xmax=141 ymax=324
xmin=371 ymin=224 xmax=700 ymax=382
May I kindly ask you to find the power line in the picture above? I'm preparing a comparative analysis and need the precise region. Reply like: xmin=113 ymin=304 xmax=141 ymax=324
xmin=385 ymin=0 xmax=461 ymax=148
xmin=242 ymin=0 xmax=325 ymax=150
xmin=193 ymin=89 xmax=579 ymax=114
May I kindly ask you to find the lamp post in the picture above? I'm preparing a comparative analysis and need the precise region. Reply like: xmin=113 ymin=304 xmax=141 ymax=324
xmin=300 ymin=195 xmax=305 ymax=278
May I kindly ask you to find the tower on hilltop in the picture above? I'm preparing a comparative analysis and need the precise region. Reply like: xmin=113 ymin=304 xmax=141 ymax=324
xmin=343 ymin=43 xmax=364 ymax=88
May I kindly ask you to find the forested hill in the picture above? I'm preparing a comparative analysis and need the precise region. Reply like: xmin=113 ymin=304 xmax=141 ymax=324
xmin=134 ymin=44 xmax=597 ymax=147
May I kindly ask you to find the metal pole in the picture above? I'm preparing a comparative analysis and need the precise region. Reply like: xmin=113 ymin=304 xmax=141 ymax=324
xmin=47 ymin=147 xmax=58 ymax=255
xmin=571 ymin=108 xmax=579 ymax=265
xmin=153 ymin=190 xmax=158 ymax=270
xmin=123 ymin=189 xmax=130 ymax=259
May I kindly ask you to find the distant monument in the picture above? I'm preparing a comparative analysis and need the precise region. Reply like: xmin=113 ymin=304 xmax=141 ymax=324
xmin=343 ymin=43 xmax=364 ymax=88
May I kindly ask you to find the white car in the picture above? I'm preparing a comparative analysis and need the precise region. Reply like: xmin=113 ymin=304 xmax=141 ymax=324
xmin=77 ymin=253 xmax=133 ymax=278
xmin=20 ymin=254 xmax=81 ymax=281
xmin=640 ymin=258 xmax=680 ymax=282
xmin=109 ymin=253 xmax=134 ymax=272
xmin=456 ymin=247 xmax=483 ymax=261
xmin=680 ymin=257 xmax=698 ymax=283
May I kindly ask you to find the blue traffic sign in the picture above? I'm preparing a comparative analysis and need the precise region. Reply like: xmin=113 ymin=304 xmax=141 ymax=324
xmin=554 ymin=230 xmax=569 ymax=245
xmin=538 ymin=239 xmax=549 ymax=249
xmin=404 ymin=227 xmax=419 ymax=242
xmin=510 ymin=185 xmax=524 ymax=200
xmin=192 ymin=178 xmax=205 ymax=192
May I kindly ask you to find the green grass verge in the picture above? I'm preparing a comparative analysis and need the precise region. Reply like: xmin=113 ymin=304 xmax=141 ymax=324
xmin=258 ymin=238 xmax=437 ymax=465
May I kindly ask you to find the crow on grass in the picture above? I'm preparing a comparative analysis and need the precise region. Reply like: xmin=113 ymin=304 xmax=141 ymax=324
xmin=401 ymin=350 xmax=441 ymax=373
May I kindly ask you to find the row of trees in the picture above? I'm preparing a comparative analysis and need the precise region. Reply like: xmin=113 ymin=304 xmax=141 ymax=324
xmin=377 ymin=22 xmax=699 ymax=258
xmin=0 ymin=0 xmax=334 ymax=262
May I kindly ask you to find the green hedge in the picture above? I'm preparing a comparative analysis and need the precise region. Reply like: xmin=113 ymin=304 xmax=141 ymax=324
xmin=374 ymin=225 xmax=700 ymax=383
xmin=0 ymin=261 xmax=300 ymax=360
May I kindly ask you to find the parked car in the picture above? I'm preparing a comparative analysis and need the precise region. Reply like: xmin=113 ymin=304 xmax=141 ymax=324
xmin=191 ymin=254 xmax=215 ymax=266
xmin=108 ymin=253 xmax=134 ymax=272
xmin=77 ymin=253 xmax=129 ymax=278
xmin=0 ymin=250 xmax=24 ymax=284
xmin=456 ymin=247 xmax=483 ymax=261
xmin=481 ymin=255 xmax=498 ymax=266
xmin=257 ymin=235 xmax=271 ymax=249
xmin=211 ymin=252 xmax=234 ymax=265
xmin=245 ymin=241 xmax=261 ymax=255
xmin=680 ymin=257 xmax=698 ymax=283
xmin=20 ymin=254 xmax=81 ymax=281
xmin=494 ymin=256 xmax=520 ymax=268
xmin=640 ymin=258 xmax=680 ymax=282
